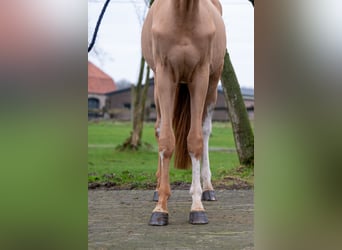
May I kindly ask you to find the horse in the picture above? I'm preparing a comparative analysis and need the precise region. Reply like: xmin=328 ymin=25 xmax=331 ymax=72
xmin=141 ymin=0 xmax=226 ymax=225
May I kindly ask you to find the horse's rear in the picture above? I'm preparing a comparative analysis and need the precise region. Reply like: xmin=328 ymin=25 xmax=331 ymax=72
xmin=141 ymin=0 xmax=226 ymax=226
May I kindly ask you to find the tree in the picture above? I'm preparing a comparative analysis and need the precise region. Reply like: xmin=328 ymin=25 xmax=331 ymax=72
xmin=221 ymin=50 xmax=254 ymax=166
xmin=88 ymin=0 xmax=153 ymax=150
xmin=119 ymin=58 xmax=151 ymax=150
xmin=220 ymin=1 xmax=254 ymax=167
xmin=118 ymin=0 xmax=154 ymax=150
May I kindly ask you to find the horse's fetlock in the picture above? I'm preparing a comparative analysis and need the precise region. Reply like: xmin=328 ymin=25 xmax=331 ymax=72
xmin=159 ymin=186 xmax=171 ymax=198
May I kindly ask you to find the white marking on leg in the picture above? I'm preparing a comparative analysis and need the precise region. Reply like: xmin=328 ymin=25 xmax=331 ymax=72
xmin=156 ymin=118 xmax=161 ymax=137
xmin=202 ymin=105 xmax=214 ymax=191
xmin=153 ymin=149 xmax=167 ymax=213
xmin=189 ymin=153 xmax=204 ymax=211
xmin=159 ymin=149 xmax=165 ymax=168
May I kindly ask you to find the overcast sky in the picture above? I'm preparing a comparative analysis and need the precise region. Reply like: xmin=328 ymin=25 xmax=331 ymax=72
xmin=88 ymin=0 xmax=254 ymax=88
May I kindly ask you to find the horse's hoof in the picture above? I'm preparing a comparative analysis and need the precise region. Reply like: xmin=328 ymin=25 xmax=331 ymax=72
xmin=202 ymin=190 xmax=217 ymax=201
xmin=152 ymin=191 xmax=159 ymax=202
xmin=149 ymin=212 xmax=168 ymax=226
xmin=189 ymin=211 xmax=208 ymax=225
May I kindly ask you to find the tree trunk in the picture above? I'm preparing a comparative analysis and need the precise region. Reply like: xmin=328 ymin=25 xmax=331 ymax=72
xmin=138 ymin=65 xmax=151 ymax=140
xmin=118 ymin=0 xmax=154 ymax=151
xmin=131 ymin=64 xmax=151 ymax=147
xmin=130 ymin=56 xmax=145 ymax=148
xmin=120 ymin=58 xmax=151 ymax=150
xmin=221 ymin=50 xmax=254 ymax=166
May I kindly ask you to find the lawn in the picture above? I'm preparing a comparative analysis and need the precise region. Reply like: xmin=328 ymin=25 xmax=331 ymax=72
xmin=88 ymin=121 xmax=252 ymax=189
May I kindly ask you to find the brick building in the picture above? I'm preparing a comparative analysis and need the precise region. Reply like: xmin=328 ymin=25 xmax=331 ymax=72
xmin=88 ymin=61 xmax=117 ymax=117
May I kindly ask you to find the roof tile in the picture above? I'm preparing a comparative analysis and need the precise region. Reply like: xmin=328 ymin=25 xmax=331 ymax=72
xmin=88 ymin=61 xmax=117 ymax=94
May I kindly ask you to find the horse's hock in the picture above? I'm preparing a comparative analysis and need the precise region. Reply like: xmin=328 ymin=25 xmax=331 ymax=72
xmin=88 ymin=190 xmax=254 ymax=249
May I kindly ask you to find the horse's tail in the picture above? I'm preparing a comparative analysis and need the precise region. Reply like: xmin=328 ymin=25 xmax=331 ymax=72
xmin=173 ymin=84 xmax=192 ymax=170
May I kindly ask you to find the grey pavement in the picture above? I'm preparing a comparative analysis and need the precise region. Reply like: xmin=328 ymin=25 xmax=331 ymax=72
xmin=88 ymin=190 xmax=254 ymax=250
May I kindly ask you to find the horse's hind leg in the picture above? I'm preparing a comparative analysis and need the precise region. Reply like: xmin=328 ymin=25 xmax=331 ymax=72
xmin=153 ymin=158 xmax=161 ymax=202
xmin=201 ymin=103 xmax=216 ymax=201
xmin=187 ymin=66 xmax=210 ymax=224
xmin=201 ymin=70 xmax=221 ymax=201
xmin=149 ymin=69 xmax=176 ymax=226
xmin=153 ymin=96 xmax=161 ymax=202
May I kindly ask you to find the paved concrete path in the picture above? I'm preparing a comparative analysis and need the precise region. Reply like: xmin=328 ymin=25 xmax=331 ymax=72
xmin=89 ymin=190 xmax=254 ymax=250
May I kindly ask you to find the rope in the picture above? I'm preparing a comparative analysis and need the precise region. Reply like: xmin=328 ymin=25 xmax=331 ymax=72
xmin=88 ymin=0 xmax=112 ymax=53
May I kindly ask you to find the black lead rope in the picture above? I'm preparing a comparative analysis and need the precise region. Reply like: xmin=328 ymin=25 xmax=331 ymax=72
xmin=88 ymin=0 xmax=112 ymax=53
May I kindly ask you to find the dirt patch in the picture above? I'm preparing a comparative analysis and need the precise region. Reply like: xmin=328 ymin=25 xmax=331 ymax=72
xmin=213 ymin=176 xmax=253 ymax=190
xmin=88 ymin=176 xmax=253 ymax=191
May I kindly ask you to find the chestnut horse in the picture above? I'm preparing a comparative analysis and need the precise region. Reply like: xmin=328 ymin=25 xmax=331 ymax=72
xmin=141 ymin=0 xmax=226 ymax=225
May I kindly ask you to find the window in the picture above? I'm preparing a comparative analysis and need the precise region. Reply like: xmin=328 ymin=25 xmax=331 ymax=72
xmin=123 ymin=103 xmax=131 ymax=109
xmin=88 ymin=98 xmax=100 ymax=109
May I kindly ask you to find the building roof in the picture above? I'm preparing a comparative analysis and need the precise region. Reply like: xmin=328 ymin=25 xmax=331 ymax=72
xmin=217 ymin=85 xmax=254 ymax=98
xmin=88 ymin=61 xmax=117 ymax=94
xmin=240 ymin=87 xmax=254 ymax=97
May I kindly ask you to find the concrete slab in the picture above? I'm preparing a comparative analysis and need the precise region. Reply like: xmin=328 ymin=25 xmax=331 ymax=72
xmin=88 ymin=190 xmax=254 ymax=250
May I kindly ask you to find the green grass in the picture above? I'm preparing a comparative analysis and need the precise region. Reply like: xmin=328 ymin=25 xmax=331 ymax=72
xmin=88 ymin=121 xmax=252 ymax=189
